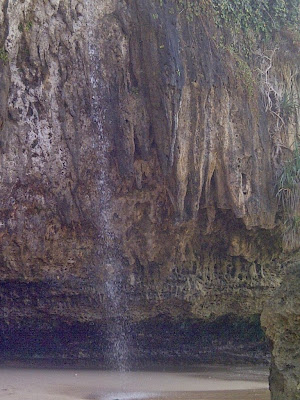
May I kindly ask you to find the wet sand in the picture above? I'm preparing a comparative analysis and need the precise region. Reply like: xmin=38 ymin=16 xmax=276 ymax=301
xmin=0 ymin=366 xmax=270 ymax=400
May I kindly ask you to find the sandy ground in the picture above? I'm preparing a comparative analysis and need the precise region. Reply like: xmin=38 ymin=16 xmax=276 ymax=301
xmin=0 ymin=366 xmax=270 ymax=400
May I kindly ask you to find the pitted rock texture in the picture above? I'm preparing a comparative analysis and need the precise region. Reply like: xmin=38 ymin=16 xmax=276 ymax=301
xmin=261 ymin=263 xmax=300 ymax=400
xmin=0 ymin=0 xmax=299 ymax=369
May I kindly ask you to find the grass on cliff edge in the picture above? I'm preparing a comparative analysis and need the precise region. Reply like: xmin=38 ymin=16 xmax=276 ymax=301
xmin=277 ymin=140 xmax=300 ymax=251
xmin=165 ymin=0 xmax=300 ymax=56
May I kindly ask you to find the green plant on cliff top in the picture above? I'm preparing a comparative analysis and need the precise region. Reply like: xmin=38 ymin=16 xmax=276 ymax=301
xmin=0 ymin=47 xmax=8 ymax=63
xmin=277 ymin=139 xmax=300 ymax=251
xmin=212 ymin=0 xmax=300 ymax=36
xmin=167 ymin=0 xmax=300 ymax=55
xmin=172 ymin=0 xmax=299 ymax=27
xmin=280 ymin=92 xmax=300 ymax=123
xmin=18 ymin=20 xmax=33 ymax=32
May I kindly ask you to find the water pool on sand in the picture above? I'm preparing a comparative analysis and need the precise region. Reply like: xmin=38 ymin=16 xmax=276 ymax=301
xmin=0 ymin=365 xmax=270 ymax=400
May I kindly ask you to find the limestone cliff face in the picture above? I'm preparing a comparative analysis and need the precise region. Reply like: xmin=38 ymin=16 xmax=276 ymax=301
xmin=261 ymin=264 xmax=300 ymax=400
xmin=0 ymin=0 xmax=299 ymax=366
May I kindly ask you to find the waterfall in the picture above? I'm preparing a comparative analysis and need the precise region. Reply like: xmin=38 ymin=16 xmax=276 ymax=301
xmin=86 ymin=0 xmax=129 ymax=371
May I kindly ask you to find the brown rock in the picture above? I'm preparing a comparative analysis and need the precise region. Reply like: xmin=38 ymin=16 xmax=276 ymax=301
xmin=261 ymin=263 xmax=300 ymax=400
xmin=0 ymin=0 xmax=299 ymax=366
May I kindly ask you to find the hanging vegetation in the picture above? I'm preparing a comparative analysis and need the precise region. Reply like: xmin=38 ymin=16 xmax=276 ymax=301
xmin=277 ymin=139 xmax=300 ymax=251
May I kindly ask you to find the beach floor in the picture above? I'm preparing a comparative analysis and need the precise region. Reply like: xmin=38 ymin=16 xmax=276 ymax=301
xmin=0 ymin=365 xmax=270 ymax=400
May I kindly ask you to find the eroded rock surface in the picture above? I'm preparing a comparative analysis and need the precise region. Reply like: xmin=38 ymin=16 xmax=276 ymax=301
xmin=261 ymin=263 xmax=300 ymax=400
xmin=0 ymin=0 xmax=299 ymax=372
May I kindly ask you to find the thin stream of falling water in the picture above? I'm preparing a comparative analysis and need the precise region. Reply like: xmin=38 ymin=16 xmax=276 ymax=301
xmin=85 ymin=0 xmax=129 ymax=371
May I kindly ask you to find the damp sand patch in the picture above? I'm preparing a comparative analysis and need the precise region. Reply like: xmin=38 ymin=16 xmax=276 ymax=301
xmin=0 ymin=366 xmax=270 ymax=400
